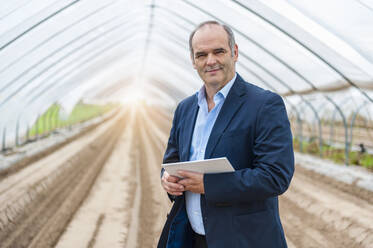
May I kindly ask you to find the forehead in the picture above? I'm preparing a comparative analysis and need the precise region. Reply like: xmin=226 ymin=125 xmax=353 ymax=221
xmin=192 ymin=24 xmax=229 ymax=52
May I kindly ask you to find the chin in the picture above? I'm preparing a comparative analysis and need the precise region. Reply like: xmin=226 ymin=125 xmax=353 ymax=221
xmin=205 ymin=75 xmax=222 ymax=83
xmin=205 ymin=80 xmax=222 ymax=87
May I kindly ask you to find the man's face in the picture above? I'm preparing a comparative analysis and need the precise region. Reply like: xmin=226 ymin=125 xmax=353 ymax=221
xmin=191 ymin=25 xmax=238 ymax=88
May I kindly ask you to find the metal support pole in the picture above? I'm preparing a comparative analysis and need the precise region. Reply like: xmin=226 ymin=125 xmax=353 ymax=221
xmin=49 ymin=105 xmax=55 ymax=132
xmin=329 ymin=98 xmax=352 ymax=146
xmin=329 ymin=110 xmax=336 ymax=146
xmin=2 ymin=126 xmax=6 ymax=152
xmin=349 ymin=101 xmax=368 ymax=152
xmin=35 ymin=114 xmax=40 ymax=140
xmin=48 ymin=104 xmax=58 ymax=133
xmin=286 ymin=100 xmax=303 ymax=152
xmin=326 ymin=97 xmax=349 ymax=165
xmin=297 ymin=101 xmax=308 ymax=153
xmin=26 ymin=124 xmax=30 ymax=143
xmin=45 ymin=107 xmax=53 ymax=136
xmin=15 ymin=117 xmax=20 ymax=147
xmin=53 ymin=105 xmax=60 ymax=131
xmin=304 ymin=100 xmax=323 ymax=157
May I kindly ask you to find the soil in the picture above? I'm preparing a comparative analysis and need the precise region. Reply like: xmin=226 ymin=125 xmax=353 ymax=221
xmin=1 ymin=104 xmax=372 ymax=247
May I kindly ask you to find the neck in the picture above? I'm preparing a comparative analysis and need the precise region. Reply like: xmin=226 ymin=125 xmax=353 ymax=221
xmin=204 ymin=85 xmax=220 ymax=103
xmin=204 ymin=72 xmax=235 ymax=102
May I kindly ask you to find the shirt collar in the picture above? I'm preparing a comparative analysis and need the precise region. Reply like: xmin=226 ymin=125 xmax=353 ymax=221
xmin=197 ymin=73 xmax=237 ymax=105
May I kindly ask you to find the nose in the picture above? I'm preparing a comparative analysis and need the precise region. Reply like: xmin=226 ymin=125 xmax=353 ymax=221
xmin=206 ymin=53 xmax=217 ymax=66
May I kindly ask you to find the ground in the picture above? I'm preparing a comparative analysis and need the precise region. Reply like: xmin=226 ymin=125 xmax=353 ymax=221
xmin=0 ymin=105 xmax=372 ymax=248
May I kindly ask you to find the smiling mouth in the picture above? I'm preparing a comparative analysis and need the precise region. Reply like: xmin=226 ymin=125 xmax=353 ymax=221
xmin=205 ymin=68 xmax=221 ymax=73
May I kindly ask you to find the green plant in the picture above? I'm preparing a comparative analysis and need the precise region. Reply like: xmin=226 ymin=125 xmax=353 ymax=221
xmin=28 ymin=102 xmax=117 ymax=138
xmin=361 ymin=154 xmax=373 ymax=169
xmin=292 ymin=138 xmax=373 ymax=170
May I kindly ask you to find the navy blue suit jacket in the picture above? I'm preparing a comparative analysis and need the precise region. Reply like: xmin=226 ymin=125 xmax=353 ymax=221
xmin=158 ymin=74 xmax=294 ymax=248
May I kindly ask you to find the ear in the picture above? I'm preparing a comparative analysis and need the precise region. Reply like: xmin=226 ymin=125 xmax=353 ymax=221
xmin=233 ymin=44 xmax=238 ymax=62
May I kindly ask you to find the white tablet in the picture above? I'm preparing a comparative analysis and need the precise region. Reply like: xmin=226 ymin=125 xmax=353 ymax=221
xmin=162 ymin=157 xmax=234 ymax=177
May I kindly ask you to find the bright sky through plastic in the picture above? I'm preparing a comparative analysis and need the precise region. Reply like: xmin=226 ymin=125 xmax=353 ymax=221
xmin=1 ymin=0 xmax=373 ymax=149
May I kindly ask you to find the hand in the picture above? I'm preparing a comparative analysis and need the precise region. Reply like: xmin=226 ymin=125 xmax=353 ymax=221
xmin=161 ymin=171 xmax=185 ymax=196
xmin=178 ymin=170 xmax=205 ymax=194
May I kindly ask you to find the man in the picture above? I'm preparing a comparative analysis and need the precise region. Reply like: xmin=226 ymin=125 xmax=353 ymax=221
xmin=158 ymin=20 xmax=294 ymax=248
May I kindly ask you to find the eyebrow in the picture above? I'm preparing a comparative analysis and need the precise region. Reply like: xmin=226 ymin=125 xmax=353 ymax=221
xmin=195 ymin=48 xmax=226 ymax=57
xmin=214 ymin=48 xmax=226 ymax=53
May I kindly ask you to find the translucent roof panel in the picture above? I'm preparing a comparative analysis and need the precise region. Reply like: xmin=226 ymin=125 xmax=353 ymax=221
xmin=1 ymin=0 xmax=373 ymax=148
xmin=287 ymin=0 xmax=373 ymax=64
xmin=253 ymin=0 xmax=373 ymax=83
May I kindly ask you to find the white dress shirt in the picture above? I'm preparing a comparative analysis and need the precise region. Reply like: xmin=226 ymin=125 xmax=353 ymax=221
xmin=185 ymin=73 xmax=236 ymax=235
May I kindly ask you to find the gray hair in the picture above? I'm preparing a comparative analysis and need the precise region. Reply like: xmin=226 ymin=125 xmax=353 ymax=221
xmin=189 ymin=20 xmax=235 ymax=59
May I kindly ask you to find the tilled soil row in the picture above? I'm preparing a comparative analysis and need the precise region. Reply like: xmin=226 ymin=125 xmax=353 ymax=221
xmin=138 ymin=107 xmax=169 ymax=156
xmin=122 ymin=154 xmax=139 ymax=247
xmin=54 ymin=110 xmax=135 ymax=248
xmin=127 ymin=107 xmax=172 ymax=248
xmin=135 ymin=114 xmax=161 ymax=248
xmin=280 ymin=165 xmax=373 ymax=248
xmin=123 ymin=116 xmax=142 ymax=248
xmin=0 ymin=113 xmax=126 ymax=248
xmin=86 ymin=213 xmax=105 ymax=248
xmin=0 ymin=112 xmax=123 ymax=228
xmin=0 ymin=152 xmax=82 ymax=231
xmin=295 ymin=165 xmax=373 ymax=205
xmin=0 ymin=108 xmax=120 ymax=181
xmin=139 ymin=109 xmax=171 ymax=247
xmin=280 ymin=195 xmax=358 ymax=248
xmin=145 ymin=106 xmax=172 ymax=136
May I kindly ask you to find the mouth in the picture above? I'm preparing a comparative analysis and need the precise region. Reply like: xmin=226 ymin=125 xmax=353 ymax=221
xmin=205 ymin=67 xmax=222 ymax=73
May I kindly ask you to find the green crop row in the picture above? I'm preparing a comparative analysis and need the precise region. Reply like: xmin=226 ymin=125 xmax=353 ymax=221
xmin=28 ymin=102 xmax=117 ymax=137
xmin=293 ymin=138 xmax=373 ymax=170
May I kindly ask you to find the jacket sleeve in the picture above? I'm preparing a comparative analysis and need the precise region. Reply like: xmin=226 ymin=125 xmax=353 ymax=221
xmin=204 ymin=93 xmax=294 ymax=204
xmin=160 ymin=104 xmax=181 ymax=201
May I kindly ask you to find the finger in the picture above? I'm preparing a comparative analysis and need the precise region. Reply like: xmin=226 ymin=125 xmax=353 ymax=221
xmin=184 ymin=184 xmax=203 ymax=194
xmin=178 ymin=170 xmax=201 ymax=178
xmin=163 ymin=181 xmax=184 ymax=191
xmin=184 ymin=185 xmax=196 ymax=192
xmin=178 ymin=178 xmax=191 ymax=186
xmin=167 ymin=175 xmax=181 ymax=183
xmin=165 ymin=185 xmax=184 ymax=195
xmin=162 ymin=171 xmax=181 ymax=183
xmin=178 ymin=178 xmax=198 ymax=187
xmin=163 ymin=177 xmax=182 ymax=187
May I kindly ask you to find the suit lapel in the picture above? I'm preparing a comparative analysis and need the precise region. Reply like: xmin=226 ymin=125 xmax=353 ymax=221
xmin=181 ymin=96 xmax=199 ymax=161
xmin=204 ymin=75 xmax=246 ymax=159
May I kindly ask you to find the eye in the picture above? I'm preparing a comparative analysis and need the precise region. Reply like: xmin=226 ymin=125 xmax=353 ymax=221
xmin=196 ymin=54 xmax=206 ymax=58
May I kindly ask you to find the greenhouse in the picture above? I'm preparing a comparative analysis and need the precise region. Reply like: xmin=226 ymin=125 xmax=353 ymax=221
xmin=0 ymin=1 xmax=372 ymax=247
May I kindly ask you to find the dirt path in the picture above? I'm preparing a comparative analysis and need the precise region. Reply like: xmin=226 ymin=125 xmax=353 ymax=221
xmin=56 ymin=108 xmax=136 ymax=248
xmin=55 ymin=105 xmax=171 ymax=248
xmin=135 ymin=106 xmax=171 ymax=247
